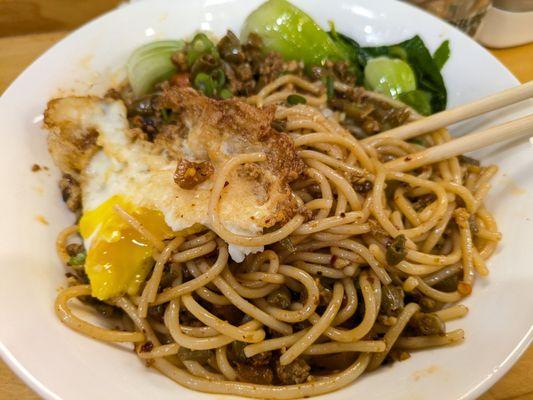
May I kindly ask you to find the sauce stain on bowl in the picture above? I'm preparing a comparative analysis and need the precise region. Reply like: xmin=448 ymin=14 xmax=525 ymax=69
xmin=499 ymin=176 xmax=527 ymax=196
xmin=412 ymin=364 xmax=440 ymax=381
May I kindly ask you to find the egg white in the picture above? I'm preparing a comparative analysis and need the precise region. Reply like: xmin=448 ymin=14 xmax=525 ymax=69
xmin=80 ymin=100 xmax=270 ymax=262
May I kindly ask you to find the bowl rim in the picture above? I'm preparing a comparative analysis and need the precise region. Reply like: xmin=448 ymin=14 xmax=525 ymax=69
xmin=0 ymin=1 xmax=530 ymax=399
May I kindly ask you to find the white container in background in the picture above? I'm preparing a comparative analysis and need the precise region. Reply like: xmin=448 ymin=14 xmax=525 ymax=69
xmin=476 ymin=0 xmax=533 ymax=48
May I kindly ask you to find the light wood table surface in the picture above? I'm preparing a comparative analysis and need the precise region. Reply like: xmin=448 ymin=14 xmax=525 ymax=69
xmin=0 ymin=2 xmax=532 ymax=399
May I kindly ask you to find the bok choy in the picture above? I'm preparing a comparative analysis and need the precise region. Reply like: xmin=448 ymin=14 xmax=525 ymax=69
xmin=242 ymin=0 xmax=449 ymax=114
xmin=364 ymin=57 xmax=416 ymax=99
xmin=241 ymin=0 xmax=348 ymax=65
xmin=127 ymin=40 xmax=184 ymax=96
xmin=355 ymin=35 xmax=448 ymax=115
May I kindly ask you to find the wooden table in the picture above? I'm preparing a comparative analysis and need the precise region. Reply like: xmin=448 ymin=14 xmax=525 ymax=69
xmin=0 ymin=2 xmax=532 ymax=399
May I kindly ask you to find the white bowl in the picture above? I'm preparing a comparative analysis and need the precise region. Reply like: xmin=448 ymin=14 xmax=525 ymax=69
xmin=0 ymin=0 xmax=532 ymax=399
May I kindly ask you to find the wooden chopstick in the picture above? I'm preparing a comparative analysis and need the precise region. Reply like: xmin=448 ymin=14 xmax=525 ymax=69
xmin=362 ymin=80 xmax=533 ymax=144
xmin=384 ymin=113 xmax=533 ymax=172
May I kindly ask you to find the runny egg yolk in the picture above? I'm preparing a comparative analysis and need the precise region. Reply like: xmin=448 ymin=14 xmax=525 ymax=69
xmin=79 ymin=195 xmax=174 ymax=300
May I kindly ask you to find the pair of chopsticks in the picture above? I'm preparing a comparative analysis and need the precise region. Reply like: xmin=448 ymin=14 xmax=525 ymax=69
xmin=361 ymin=80 xmax=533 ymax=172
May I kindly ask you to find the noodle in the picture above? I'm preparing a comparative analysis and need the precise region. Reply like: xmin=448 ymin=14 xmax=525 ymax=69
xmin=303 ymin=340 xmax=386 ymax=354
xmin=154 ymin=239 xmax=228 ymax=305
xmin=395 ymin=329 xmax=465 ymax=350
xmin=279 ymin=281 xmax=343 ymax=365
xmin=152 ymin=353 xmax=371 ymax=399
xmin=55 ymin=285 xmax=145 ymax=343
xmin=433 ymin=305 xmax=469 ymax=321
xmin=216 ymin=346 xmax=238 ymax=381
xmin=52 ymin=71 xmax=501 ymax=398
xmin=164 ymin=299 xmax=263 ymax=350
xmin=182 ymin=294 xmax=265 ymax=342
xmin=56 ymin=225 xmax=79 ymax=264
xmin=367 ymin=303 xmax=420 ymax=371
xmin=138 ymin=236 xmax=184 ymax=318
xmin=254 ymin=265 xmax=320 ymax=323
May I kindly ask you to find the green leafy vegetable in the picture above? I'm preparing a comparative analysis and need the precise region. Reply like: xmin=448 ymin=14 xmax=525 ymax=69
xmin=364 ymin=57 xmax=416 ymax=98
xmin=399 ymin=90 xmax=433 ymax=116
xmin=330 ymin=28 xmax=448 ymax=114
xmin=240 ymin=1 xmax=448 ymax=114
xmin=327 ymin=29 xmax=363 ymax=82
xmin=328 ymin=25 xmax=359 ymax=62
xmin=433 ymin=40 xmax=450 ymax=71
xmin=388 ymin=45 xmax=408 ymax=61
xmin=356 ymin=36 xmax=447 ymax=114
xmin=127 ymin=40 xmax=185 ymax=96
xmin=241 ymin=0 xmax=348 ymax=65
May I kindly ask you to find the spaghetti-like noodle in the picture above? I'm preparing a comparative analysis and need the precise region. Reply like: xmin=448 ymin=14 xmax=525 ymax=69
xmin=53 ymin=73 xmax=500 ymax=398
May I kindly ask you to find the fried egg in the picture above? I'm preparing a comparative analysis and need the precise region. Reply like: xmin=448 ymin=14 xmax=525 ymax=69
xmin=46 ymin=97 xmax=281 ymax=299
xmin=79 ymin=195 xmax=173 ymax=300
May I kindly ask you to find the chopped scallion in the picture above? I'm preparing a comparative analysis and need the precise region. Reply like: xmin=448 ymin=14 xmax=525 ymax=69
xmin=194 ymin=72 xmax=215 ymax=97
xmin=68 ymin=252 xmax=86 ymax=266
xmin=219 ymin=88 xmax=233 ymax=99
xmin=287 ymin=94 xmax=307 ymax=105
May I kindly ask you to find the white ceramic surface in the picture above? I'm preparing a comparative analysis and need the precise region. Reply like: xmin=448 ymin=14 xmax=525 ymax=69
xmin=476 ymin=6 xmax=533 ymax=48
xmin=0 ymin=1 xmax=532 ymax=399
